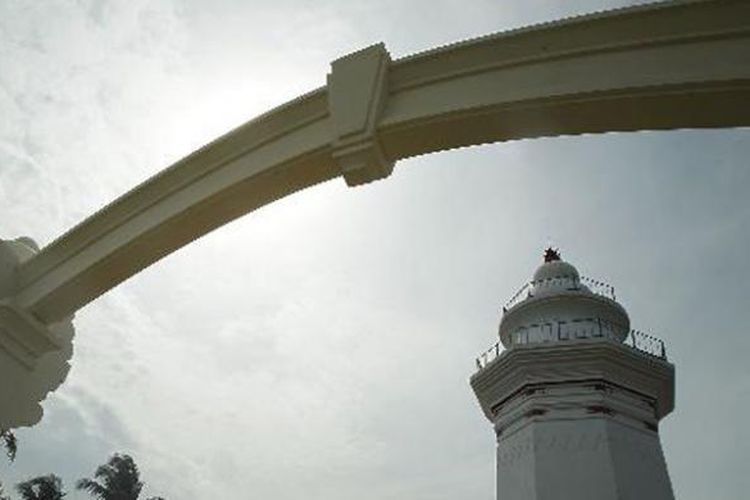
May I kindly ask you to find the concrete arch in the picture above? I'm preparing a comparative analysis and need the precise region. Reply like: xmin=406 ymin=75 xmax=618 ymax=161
xmin=1 ymin=0 xmax=749 ymax=427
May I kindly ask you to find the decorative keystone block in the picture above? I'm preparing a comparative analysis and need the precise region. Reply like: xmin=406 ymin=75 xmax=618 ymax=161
xmin=327 ymin=43 xmax=394 ymax=186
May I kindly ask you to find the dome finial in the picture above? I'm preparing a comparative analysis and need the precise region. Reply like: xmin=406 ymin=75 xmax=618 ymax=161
xmin=543 ymin=247 xmax=561 ymax=263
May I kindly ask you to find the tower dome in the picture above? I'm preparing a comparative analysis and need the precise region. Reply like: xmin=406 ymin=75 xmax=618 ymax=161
xmin=530 ymin=248 xmax=583 ymax=297
xmin=499 ymin=249 xmax=629 ymax=347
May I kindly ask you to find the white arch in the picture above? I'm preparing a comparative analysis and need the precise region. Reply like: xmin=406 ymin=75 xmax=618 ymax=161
xmin=1 ymin=0 xmax=749 ymax=428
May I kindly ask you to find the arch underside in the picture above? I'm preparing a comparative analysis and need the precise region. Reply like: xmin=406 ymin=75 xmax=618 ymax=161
xmin=10 ymin=0 xmax=750 ymax=325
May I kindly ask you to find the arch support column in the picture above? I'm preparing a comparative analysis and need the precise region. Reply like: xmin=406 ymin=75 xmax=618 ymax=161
xmin=0 ymin=238 xmax=74 ymax=430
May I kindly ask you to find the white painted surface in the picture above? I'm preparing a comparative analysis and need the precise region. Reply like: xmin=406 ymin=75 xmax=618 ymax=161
xmin=473 ymin=256 xmax=675 ymax=499
xmin=499 ymin=259 xmax=629 ymax=347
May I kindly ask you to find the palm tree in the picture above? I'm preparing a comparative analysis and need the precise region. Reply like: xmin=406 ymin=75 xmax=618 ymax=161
xmin=16 ymin=474 xmax=66 ymax=500
xmin=0 ymin=429 xmax=16 ymax=500
xmin=0 ymin=430 xmax=16 ymax=462
xmin=76 ymin=454 xmax=164 ymax=500
xmin=0 ymin=482 xmax=11 ymax=500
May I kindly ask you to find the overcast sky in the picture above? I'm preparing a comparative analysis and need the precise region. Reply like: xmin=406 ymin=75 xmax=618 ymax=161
xmin=1 ymin=0 xmax=748 ymax=499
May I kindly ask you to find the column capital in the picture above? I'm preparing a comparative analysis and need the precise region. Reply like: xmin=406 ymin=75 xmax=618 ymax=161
xmin=0 ymin=238 xmax=75 ymax=429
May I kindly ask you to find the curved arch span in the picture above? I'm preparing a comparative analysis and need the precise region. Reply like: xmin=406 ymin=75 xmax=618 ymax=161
xmin=10 ymin=0 xmax=750 ymax=326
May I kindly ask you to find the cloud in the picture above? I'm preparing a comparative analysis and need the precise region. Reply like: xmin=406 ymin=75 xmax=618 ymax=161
xmin=1 ymin=1 xmax=748 ymax=500
xmin=0 ymin=0 xmax=190 ymax=243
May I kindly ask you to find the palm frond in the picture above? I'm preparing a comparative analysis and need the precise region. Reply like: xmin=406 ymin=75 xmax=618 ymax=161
xmin=75 ymin=478 xmax=107 ymax=499
xmin=0 ymin=430 xmax=17 ymax=462
xmin=0 ymin=480 xmax=11 ymax=500
xmin=78 ymin=453 xmax=146 ymax=499
xmin=16 ymin=474 xmax=66 ymax=500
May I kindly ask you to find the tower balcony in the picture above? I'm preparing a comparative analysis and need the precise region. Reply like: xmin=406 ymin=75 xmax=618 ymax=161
xmin=471 ymin=331 xmax=675 ymax=424
xmin=475 ymin=321 xmax=667 ymax=371
xmin=503 ymin=275 xmax=617 ymax=312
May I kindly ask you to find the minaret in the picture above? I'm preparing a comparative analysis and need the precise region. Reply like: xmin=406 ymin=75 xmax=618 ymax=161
xmin=471 ymin=249 xmax=675 ymax=500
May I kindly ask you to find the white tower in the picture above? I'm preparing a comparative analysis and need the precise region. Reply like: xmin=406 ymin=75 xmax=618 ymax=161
xmin=471 ymin=249 xmax=675 ymax=500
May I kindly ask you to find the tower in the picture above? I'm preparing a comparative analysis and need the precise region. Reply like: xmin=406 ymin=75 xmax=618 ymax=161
xmin=471 ymin=250 xmax=675 ymax=500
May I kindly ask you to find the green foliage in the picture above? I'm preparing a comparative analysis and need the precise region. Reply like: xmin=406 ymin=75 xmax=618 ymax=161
xmin=0 ymin=430 xmax=15 ymax=500
xmin=0 ymin=446 xmax=165 ymax=500
xmin=0 ymin=430 xmax=17 ymax=500
xmin=0 ymin=430 xmax=17 ymax=462
xmin=16 ymin=474 xmax=66 ymax=500
xmin=0 ymin=481 xmax=12 ymax=500
xmin=76 ymin=454 xmax=164 ymax=500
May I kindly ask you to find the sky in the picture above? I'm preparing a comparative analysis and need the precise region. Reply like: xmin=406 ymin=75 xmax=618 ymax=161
xmin=0 ymin=0 xmax=748 ymax=499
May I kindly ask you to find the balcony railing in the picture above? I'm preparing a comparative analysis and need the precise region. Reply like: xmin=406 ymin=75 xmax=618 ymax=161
xmin=502 ymin=275 xmax=616 ymax=311
xmin=580 ymin=276 xmax=616 ymax=301
xmin=475 ymin=322 xmax=667 ymax=371
xmin=624 ymin=329 xmax=667 ymax=359
xmin=503 ymin=282 xmax=532 ymax=310
xmin=475 ymin=341 xmax=502 ymax=370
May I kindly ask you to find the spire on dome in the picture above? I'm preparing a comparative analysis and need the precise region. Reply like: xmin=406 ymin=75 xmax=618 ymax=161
xmin=543 ymin=247 xmax=561 ymax=263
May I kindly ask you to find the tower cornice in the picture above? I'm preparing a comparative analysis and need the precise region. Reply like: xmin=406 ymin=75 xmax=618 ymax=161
xmin=470 ymin=339 xmax=675 ymax=421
